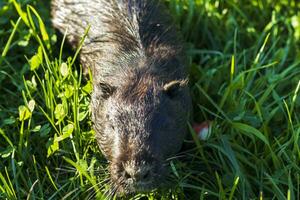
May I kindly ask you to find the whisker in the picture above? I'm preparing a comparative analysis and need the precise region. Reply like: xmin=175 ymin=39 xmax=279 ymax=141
xmin=165 ymin=154 xmax=186 ymax=161
xmin=55 ymin=166 xmax=77 ymax=172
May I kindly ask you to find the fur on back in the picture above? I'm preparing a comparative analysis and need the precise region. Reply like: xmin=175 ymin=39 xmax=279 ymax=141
xmin=51 ymin=0 xmax=186 ymax=84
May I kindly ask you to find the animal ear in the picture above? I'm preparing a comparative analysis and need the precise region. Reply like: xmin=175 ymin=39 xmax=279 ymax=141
xmin=99 ymin=82 xmax=116 ymax=99
xmin=163 ymin=79 xmax=188 ymax=98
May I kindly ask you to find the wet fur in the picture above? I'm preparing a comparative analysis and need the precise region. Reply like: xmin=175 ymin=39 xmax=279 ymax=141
xmin=51 ymin=0 xmax=192 ymax=195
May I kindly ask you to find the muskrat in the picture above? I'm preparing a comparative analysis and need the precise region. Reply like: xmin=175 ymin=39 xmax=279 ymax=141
xmin=51 ymin=0 xmax=192 ymax=195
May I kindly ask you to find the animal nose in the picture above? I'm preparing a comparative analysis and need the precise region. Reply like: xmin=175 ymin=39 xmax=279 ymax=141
xmin=124 ymin=164 xmax=151 ymax=182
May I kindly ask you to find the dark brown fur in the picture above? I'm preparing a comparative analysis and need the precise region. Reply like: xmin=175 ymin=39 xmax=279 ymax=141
xmin=51 ymin=0 xmax=192 ymax=195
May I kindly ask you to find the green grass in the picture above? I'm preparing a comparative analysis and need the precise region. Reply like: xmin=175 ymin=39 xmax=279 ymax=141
xmin=1 ymin=0 xmax=300 ymax=199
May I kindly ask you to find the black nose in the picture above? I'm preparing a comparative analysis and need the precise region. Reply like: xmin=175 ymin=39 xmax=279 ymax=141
xmin=124 ymin=164 xmax=151 ymax=182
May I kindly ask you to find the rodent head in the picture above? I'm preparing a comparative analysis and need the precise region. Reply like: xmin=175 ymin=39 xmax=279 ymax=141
xmin=92 ymin=69 xmax=192 ymax=195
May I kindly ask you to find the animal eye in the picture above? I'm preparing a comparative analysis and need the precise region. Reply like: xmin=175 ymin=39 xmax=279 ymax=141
xmin=163 ymin=80 xmax=187 ymax=99
xmin=99 ymin=82 xmax=116 ymax=99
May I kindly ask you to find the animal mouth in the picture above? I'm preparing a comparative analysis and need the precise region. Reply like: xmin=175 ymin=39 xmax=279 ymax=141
xmin=113 ymin=173 xmax=159 ymax=195
xmin=118 ymin=182 xmax=156 ymax=195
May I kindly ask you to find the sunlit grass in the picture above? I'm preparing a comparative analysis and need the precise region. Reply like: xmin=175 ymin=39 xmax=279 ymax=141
xmin=1 ymin=0 xmax=300 ymax=199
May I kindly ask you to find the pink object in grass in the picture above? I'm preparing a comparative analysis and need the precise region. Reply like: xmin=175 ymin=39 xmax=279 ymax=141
xmin=193 ymin=121 xmax=211 ymax=140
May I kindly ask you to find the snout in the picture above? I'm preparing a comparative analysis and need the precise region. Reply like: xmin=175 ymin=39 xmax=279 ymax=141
xmin=111 ymin=160 xmax=165 ymax=194
xmin=123 ymin=162 xmax=152 ymax=184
